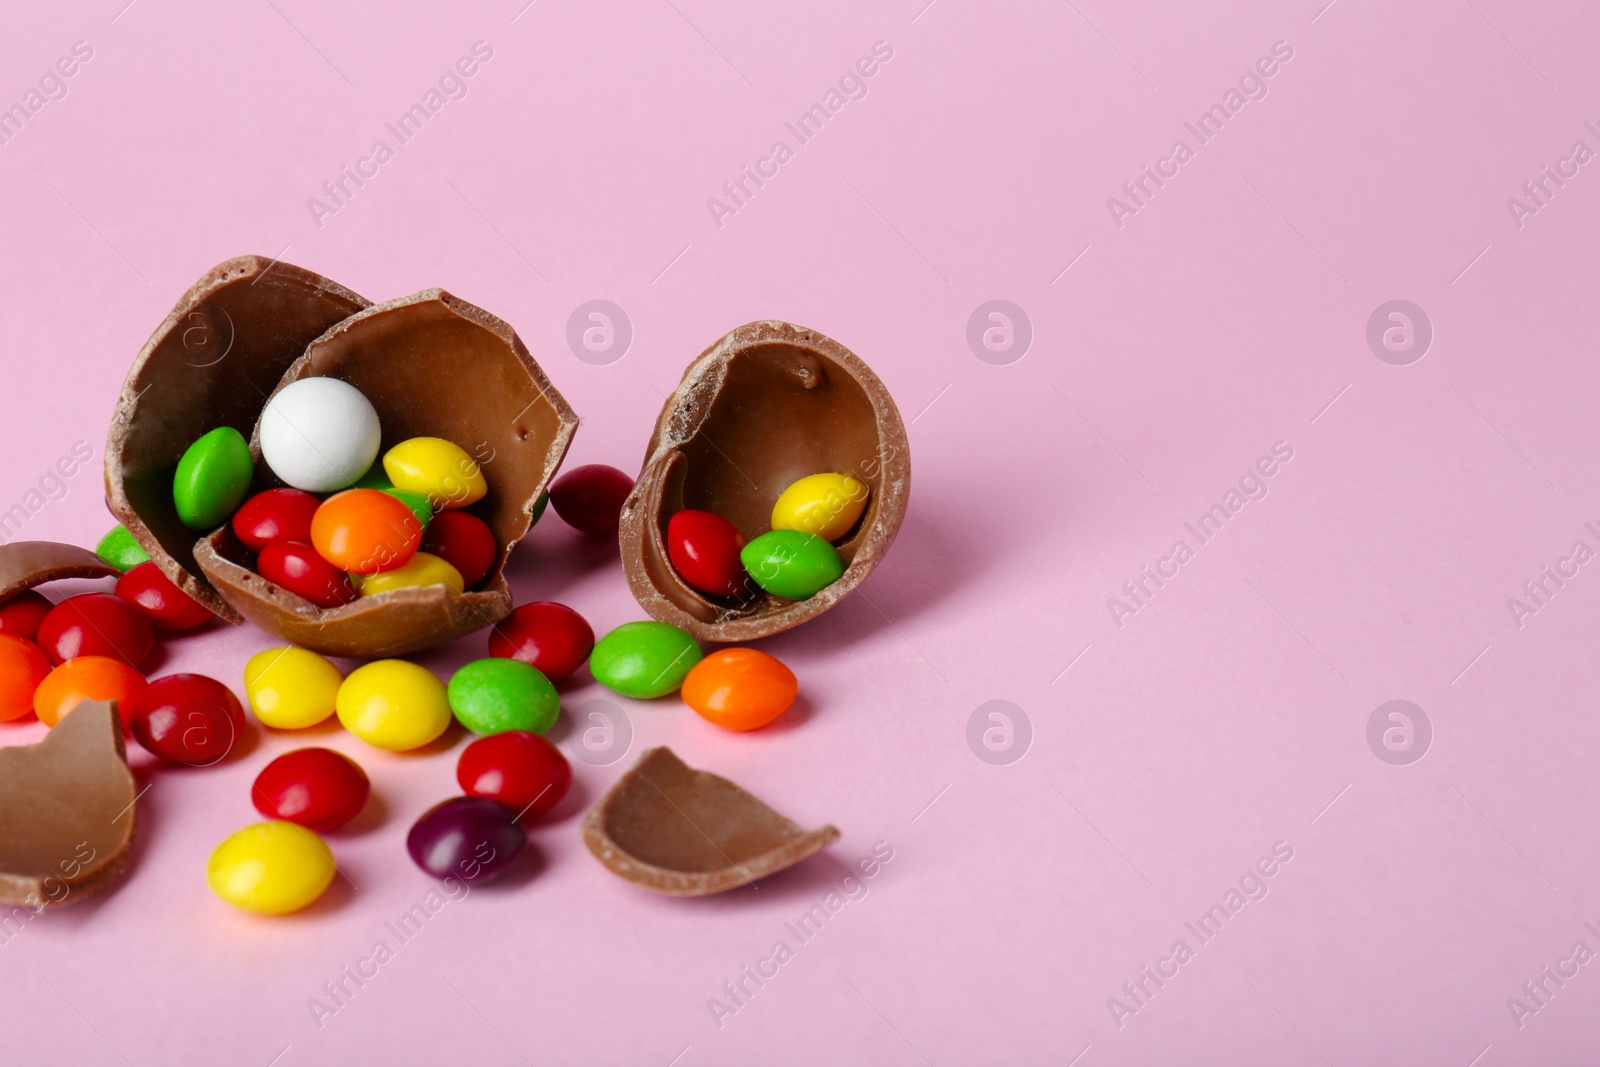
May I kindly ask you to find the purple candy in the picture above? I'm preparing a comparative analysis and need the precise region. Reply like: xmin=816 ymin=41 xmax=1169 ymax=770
xmin=406 ymin=796 xmax=525 ymax=884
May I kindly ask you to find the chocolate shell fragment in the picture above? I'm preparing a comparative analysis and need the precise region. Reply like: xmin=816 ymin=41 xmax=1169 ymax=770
xmin=0 ymin=700 xmax=137 ymax=907
xmin=618 ymin=321 xmax=910 ymax=641
xmin=582 ymin=746 xmax=839 ymax=896
xmin=0 ymin=540 xmax=117 ymax=603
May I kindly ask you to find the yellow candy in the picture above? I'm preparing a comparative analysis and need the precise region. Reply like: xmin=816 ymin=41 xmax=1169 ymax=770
xmin=336 ymin=659 xmax=451 ymax=751
xmin=357 ymin=552 xmax=464 ymax=597
xmin=770 ymin=473 xmax=869 ymax=542
xmin=207 ymin=821 xmax=336 ymax=915
xmin=383 ymin=437 xmax=486 ymax=511
xmin=244 ymin=647 xmax=343 ymax=729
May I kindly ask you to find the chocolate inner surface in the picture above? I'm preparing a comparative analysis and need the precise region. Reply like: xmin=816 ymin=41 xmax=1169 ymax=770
xmin=0 ymin=541 xmax=117 ymax=603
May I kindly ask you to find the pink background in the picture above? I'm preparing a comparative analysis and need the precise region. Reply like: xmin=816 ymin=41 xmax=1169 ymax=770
xmin=2 ymin=0 xmax=1599 ymax=1063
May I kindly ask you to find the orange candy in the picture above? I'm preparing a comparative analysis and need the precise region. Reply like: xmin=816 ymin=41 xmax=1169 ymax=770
xmin=34 ymin=655 xmax=147 ymax=729
xmin=310 ymin=489 xmax=422 ymax=575
xmin=0 ymin=635 xmax=51 ymax=722
xmin=681 ymin=648 xmax=798 ymax=731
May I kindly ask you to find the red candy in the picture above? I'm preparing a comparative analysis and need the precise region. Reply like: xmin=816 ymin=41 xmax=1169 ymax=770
xmin=125 ymin=673 xmax=246 ymax=765
xmin=488 ymin=602 xmax=594 ymax=683
xmin=116 ymin=561 xmax=214 ymax=631
xmin=232 ymin=488 xmax=321 ymax=552
xmin=457 ymin=730 xmax=571 ymax=816
xmin=258 ymin=542 xmax=358 ymax=608
xmin=548 ymin=464 xmax=635 ymax=538
xmin=668 ymin=509 xmax=751 ymax=597
xmin=252 ymin=747 xmax=371 ymax=831
xmin=0 ymin=590 xmax=53 ymax=641
xmin=421 ymin=511 xmax=497 ymax=588
xmin=37 ymin=592 xmax=153 ymax=667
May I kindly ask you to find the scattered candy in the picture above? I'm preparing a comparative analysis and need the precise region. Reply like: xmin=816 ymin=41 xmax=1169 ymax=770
xmin=206 ymin=821 xmax=337 ymax=914
xmin=487 ymin=602 xmax=594 ymax=683
xmin=548 ymin=464 xmax=634 ymax=538
xmin=0 ymin=634 xmax=51 ymax=722
xmin=421 ymin=511 xmax=496 ymax=588
xmin=231 ymin=488 xmax=320 ymax=552
xmin=244 ymin=647 xmax=343 ymax=729
xmin=383 ymin=437 xmax=487 ymax=511
xmin=311 ymin=489 xmax=422 ymax=575
xmin=37 ymin=592 xmax=154 ymax=667
xmin=356 ymin=552 xmax=464 ymax=598
xmin=406 ymin=796 xmax=525 ymax=884
xmin=0 ymin=589 xmax=53 ymax=640
xmin=33 ymin=656 xmax=146 ymax=729
xmin=95 ymin=525 xmax=150 ymax=572
xmin=740 ymin=530 xmax=845 ymax=600
xmin=259 ymin=377 xmax=382 ymax=493
xmin=667 ymin=510 xmax=750 ymax=597
xmin=336 ymin=660 xmax=451 ymax=751
xmin=457 ymin=731 xmax=571 ymax=816
xmin=447 ymin=658 xmax=559 ymax=736
xmin=115 ymin=561 xmax=214 ymax=632
xmin=257 ymin=542 xmax=359 ymax=608
xmin=173 ymin=426 xmax=253 ymax=530
xmin=589 ymin=621 xmax=702 ymax=699
xmin=681 ymin=648 xmax=797 ymax=731
xmin=125 ymin=673 xmax=246 ymax=765
xmin=771 ymin=472 xmax=868 ymax=542
xmin=252 ymin=748 xmax=370 ymax=832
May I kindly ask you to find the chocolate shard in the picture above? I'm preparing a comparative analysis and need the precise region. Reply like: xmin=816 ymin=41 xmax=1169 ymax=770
xmin=618 ymin=321 xmax=910 ymax=641
xmin=0 ymin=541 xmax=117 ymax=604
xmin=195 ymin=289 xmax=578 ymax=657
xmin=105 ymin=256 xmax=371 ymax=623
xmin=0 ymin=700 xmax=137 ymax=907
xmin=582 ymin=746 xmax=839 ymax=896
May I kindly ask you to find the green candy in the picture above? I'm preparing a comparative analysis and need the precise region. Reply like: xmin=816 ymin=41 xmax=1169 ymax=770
xmin=590 ymin=621 xmax=701 ymax=699
xmin=173 ymin=427 xmax=253 ymax=530
xmin=740 ymin=530 xmax=845 ymax=600
xmin=530 ymin=490 xmax=548 ymax=526
xmin=350 ymin=467 xmax=431 ymax=527
xmin=95 ymin=525 xmax=150 ymax=572
xmin=352 ymin=466 xmax=393 ymax=491
xmin=447 ymin=658 xmax=560 ymax=735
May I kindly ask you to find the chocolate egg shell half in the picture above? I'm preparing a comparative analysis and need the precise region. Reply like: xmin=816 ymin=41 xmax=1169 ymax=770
xmin=618 ymin=321 xmax=910 ymax=641
xmin=0 ymin=540 xmax=118 ymax=602
xmin=194 ymin=289 xmax=578 ymax=658
xmin=105 ymin=256 xmax=370 ymax=623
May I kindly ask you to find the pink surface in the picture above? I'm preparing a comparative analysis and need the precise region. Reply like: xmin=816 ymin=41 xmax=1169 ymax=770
xmin=1 ymin=0 xmax=1598 ymax=1063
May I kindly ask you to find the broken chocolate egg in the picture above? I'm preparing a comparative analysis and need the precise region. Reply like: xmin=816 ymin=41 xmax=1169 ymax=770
xmin=582 ymin=746 xmax=839 ymax=896
xmin=618 ymin=321 xmax=910 ymax=641
xmin=0 ymin=700 xmax=137 ymax=907
xmin=0 ymin=540 xmax=118 ymax=604
xmin=194 ymin=289 xmax=577 ymax=657
xmin=105 ymin=256 xmax=370 ymax=622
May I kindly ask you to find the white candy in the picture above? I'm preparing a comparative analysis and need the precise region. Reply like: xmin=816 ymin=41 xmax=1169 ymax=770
xmin=260 ymin=377 xmax=382 ymax=492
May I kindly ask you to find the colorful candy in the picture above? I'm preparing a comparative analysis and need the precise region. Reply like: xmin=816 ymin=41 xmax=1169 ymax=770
xmin=681 ymin=648 xmax=797 ymax=731
xmin=740 ymin=530 xmax=845 ymax=600
xmin=33 ymin=656 xmax=146 ymax=729
xmin=457 ymin=731 xmax=571 ymax=816
xmin=231 ymin=488 xmax=320 ymax=552
xmin=548 ymin=464 xmax=634 ymax=537
xmin=771 ymin=472 xmax=869 ymax=542
xmin=383 ymin=437 xmax=486 ymax=510
xmin=589 ymin=621 xmax=702 ymax=699
xmin=336 ymin=660 xmax=451 ymax=750
xmin=356 ymin=552 xmax=464 ymax=598
xmin=206 ymin=821 xmax=337 ymax=914
xmin=37 ymin=592 xmax=153 ymax=667
xmin=124 ymin=673 xmax=245 ymax=765
xmin=173 ymin=426 xmax=253 ymax=530
xmin=257 ymin=542 xmax=358 ymax=607
xmin=95 ymin=524 xmax=150 ymax=572
xmin=487 ymin=602 xmax=594 ymax=683
xmin=311 ymin=489 xmax=422 ymax=575
xmin=243 ymin=647 xmax=343 ymax=729
xmin=0 ymin=589 xmax=53 ymax=640
xmin=259 ymin=377 xmax=382 ymax=492
xmin=421 ymin=511 xmax=496 ymax=588
xmin=251 ymin=748 xmax=370 ymax=832
xmin=115 ymin=562 xmax=213 ymax=632
xmin=668 ymin=510 xmax=750 ymax=597
xmin=0 ymin=635 xmax=51 ymax=722
xmin=406 ymin=797 xmax=525 ymax=884
xmin=447 ymin=658 xmax=559 ymax=736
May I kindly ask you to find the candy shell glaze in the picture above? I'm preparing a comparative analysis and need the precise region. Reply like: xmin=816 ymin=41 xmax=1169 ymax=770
xmin=195 ymin=289 xmax=578 ymax=658
xmin=619 ymin=321 xmax=910 ymax=641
